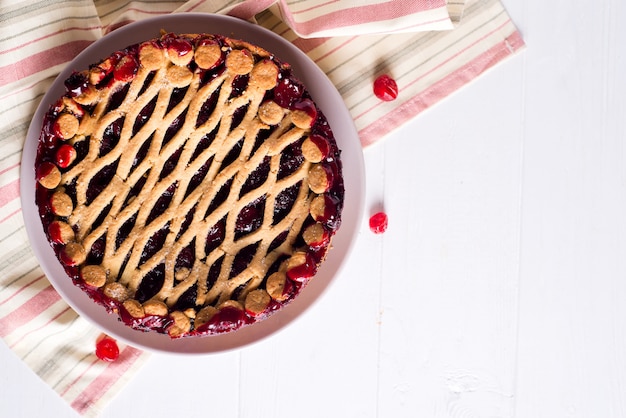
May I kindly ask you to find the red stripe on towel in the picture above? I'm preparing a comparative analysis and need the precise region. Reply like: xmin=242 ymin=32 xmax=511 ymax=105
xmin=0 ymin=40 xmax=93 ymax=88
xmin=0 ymin=285 xmax=61 ymax=338
xmin=70 ymin=346 xmax=144 ymax=414
xmin=359 ymin=30 xmax=525 ymax=146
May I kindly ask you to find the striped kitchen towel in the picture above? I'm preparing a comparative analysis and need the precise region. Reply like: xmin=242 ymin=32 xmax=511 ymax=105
xmin=174 ymin=0 xmax=524 ymax=146
xmin=0 ymin=0 xmax=524 ymax=416
xmin=181 ymin=0 xmax=465 ymax=36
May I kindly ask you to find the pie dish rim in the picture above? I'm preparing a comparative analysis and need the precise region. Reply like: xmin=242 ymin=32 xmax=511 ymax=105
xmin=20 ymin=12 xmax=365 ymax=354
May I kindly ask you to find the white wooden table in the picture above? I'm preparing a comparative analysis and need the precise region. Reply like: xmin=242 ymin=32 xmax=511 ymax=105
xmin=3 ymin=0 xmax=626 ymax=416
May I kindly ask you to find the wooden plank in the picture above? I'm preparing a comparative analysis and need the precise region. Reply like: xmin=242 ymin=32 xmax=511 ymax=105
xmin=375 ymin=56 xmax=524 ymax=416
xmin=514 ymin=0 xmax=626 ymax=417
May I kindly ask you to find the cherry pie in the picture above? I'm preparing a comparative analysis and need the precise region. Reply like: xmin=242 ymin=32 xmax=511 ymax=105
xmin=34 ymin=32 xmax=344 ymax=338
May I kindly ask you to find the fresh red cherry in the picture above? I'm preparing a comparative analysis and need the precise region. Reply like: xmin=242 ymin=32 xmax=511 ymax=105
xmin=55 ymin=144 xmax=77 ymax=168
xmin=369 ymin=211 xmax=388 ymax=234
xmin=95 ymin=336 xmax=119 ymax=362
xmin=373 ymin=74 xmax=398 ymax=101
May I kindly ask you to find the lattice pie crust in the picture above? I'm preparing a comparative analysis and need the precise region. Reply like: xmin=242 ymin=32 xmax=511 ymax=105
xmin=35 ymin=33 xmax=344 ymax=338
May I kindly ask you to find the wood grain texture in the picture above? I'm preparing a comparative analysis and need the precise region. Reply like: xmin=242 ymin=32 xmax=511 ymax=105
xmin=514 ymin=1 xmax=626 ymax=417
xmin=375 ymin=53 xmax=524 ymax=417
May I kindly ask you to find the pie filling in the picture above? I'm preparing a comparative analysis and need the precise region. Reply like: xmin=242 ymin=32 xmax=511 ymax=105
xmin=34 ymin=32 xmax=344 ymax=338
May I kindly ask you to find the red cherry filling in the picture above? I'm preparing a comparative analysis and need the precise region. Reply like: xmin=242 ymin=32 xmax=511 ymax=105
xmin=273 ymin=76 xmax=304 ymax=108
xmin=235 ymin=202 xmax=263 ymax=238
xmin=64 ymin=72 xmax=89 ymax=98
xmin=48 ymin=222 xmax=64 ymax=243
xmin=201 ymin=306 xmax=248 ymax=333
xmin=369 ymin=211 xmax=388 ymax=234
xmin=114 ymin=55 xmax=139 ymax=82
xmin=197 ymin=36 xmax=219 ymax=47
xmin=55 ymin=144 xmax=77 ymax=168
xmin=205 ymin=219 xmax=225 ymax=253
xmin=163 ymin=34 xmax=194 ymax=66
xmin=373 ymin=74 xmax=398 ymax=101
xmin=95 ymin=336 xmax=119 ymax=362
xmin=286 ymin=252 xmax=317 ymax=283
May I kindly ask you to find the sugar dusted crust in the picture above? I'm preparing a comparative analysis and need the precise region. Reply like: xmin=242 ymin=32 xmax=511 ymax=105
xmin=35 ymin=32 xmax=344 ymax=338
